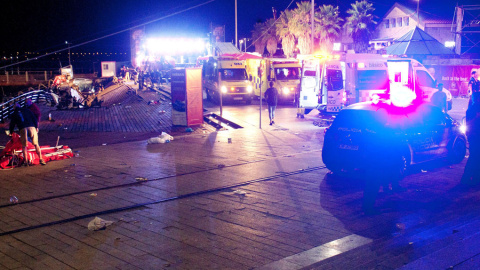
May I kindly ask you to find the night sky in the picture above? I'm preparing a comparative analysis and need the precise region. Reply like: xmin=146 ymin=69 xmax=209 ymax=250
xmin=0 ymin=0 xmax=478 ymax=54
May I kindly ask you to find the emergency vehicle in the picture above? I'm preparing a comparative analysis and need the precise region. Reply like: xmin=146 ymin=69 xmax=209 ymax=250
xmin=298 ymin=54 xmax=346 ymax=113
xmin=246 ymin=58 xmax=301 ymax=103
xmin=201 ymin=55 xmax=254 ymax=104
xmin=298 ymin=53 xmax=452 ymax=115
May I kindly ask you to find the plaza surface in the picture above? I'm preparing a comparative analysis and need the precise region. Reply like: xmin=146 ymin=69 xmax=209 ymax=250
xmin=0 ymin=84 xmax=479 ymax=269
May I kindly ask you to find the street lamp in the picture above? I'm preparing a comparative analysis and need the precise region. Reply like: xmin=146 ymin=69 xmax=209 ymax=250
xmin=65 ymin=41 xmax=71 ymax=66
xmin=239 ymin=39 xmax=244 ymax=52
xmin=235 ymin=0 xmax=238 ymax=48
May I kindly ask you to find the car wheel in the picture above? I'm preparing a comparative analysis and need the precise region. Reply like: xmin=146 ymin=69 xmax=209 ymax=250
xmin=448 ymin=138 xmax=466 ymax=164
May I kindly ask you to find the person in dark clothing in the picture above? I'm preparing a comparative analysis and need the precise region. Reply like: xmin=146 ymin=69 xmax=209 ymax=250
xmin=9 ymin=103 xmax=46 ymax=166
xmin=431 ymin=83 xmax=447 ymax=112
xmin=462 ymin=93 xmax=480 ymax=184
xmin=26 ymin=99 xmax=41 ymax=124
xmin=264 ymin=81 xmax=279 ymax=125
xmin=468 ymin=70 xmax=480 ymax=108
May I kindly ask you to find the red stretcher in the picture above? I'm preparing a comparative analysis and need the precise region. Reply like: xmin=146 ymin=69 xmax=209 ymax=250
xmin=0 ymin=133 xmax=74 ymax=169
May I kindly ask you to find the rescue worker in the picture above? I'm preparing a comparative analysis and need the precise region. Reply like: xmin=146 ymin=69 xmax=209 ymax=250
xmin=9 ymin=103 xmax=46 ymax=166
xmin=264 ymin=81 xmax=278 ymax=125
xmin=462 ymin=92 xmax=480 ymax=184
xmin=468 ymin=70 xmax=480 ymax=108
xmin=431 ymin=83 xmax=448 ymax=112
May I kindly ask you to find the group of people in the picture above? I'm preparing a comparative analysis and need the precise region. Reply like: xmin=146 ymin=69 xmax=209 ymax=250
xmin=8 ymin=99 xmax=46 ymax=166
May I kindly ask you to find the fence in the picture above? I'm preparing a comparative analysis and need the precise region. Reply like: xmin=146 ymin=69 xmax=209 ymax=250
xmin=0 ymin=90 xmax=56 ymax=122
xmin=0 ymin=71 xmax=59 ymax=85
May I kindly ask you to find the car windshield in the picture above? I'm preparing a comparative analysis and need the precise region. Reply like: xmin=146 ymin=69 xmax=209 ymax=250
xmin=333 ymin=110 xmax=387 ymax=130
xmin=221 ymin=69 xmax=247 ymax=81
xmin=275 ymin=67 xmax=300 ymax=80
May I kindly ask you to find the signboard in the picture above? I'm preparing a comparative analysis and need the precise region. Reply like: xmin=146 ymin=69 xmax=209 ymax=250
xmin=171 ymin=68 xmax=203 ymax=126
xmin=171 ymin=69 xmax=187 ymax=126
xmin=101 ymin=61 xmax=116 ymax=77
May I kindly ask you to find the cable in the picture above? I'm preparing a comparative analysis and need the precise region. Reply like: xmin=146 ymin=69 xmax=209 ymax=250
xmin=0 ymin=165 xmax=327 ymax=237
xmin=0 ymin=0 xmax=215 ymax=70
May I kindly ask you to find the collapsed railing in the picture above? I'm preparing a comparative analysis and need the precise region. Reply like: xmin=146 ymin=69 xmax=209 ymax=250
xmin=0 ymin=90 xmax=56 ymax=123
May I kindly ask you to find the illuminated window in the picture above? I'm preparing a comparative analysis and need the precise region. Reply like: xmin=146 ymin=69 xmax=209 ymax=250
xmin=397 ymin=18 xmax=402 ymax=27
xmin=384 ymin=19 xmax=390 ymax=29
xmin=404 ymin=17 xmax=409 ymax=26
xmin=391 ymin=18 xmax=396 ymax=28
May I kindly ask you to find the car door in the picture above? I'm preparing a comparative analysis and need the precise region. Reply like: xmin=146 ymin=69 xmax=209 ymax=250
xmin=423 ymin=106 xmax=450 ymax=157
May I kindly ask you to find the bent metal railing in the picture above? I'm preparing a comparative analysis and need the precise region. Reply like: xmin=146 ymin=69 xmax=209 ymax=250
xmin=0 ymin=90 xmax=56 ymax=123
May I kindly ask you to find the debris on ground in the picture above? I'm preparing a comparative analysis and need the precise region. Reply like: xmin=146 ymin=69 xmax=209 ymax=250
xmin=9 ymin=196 xmax=19 ymax=204
xmin=185 ymin=127 xmax=194 ymax=133
xmin=87 ymin=217 xmax=114 ymax=231
xmin=135 ymin=177 xmax=148 ymax=181
xmin=217 ymin=164 xmax=226 ymax=169
xmin=147 ymin=132 xmax=174 ymax=144
xmin=90 ymin=193 xmax=97 ymax=197
xmin=233 ymin=190 xmax=247 ymax=196
xmin=84 ymin=175 xmax=92 ymax=178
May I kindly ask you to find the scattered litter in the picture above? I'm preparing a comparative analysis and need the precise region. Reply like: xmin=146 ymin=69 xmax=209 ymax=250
xmin=185 ymin=127 xmax=193 ymax=133
xmin=228 ymin=138 xmax=232 ymax=143
xmin=233 ymin=190 xmax=247 ymax=196
xmin=75 ymin=153 xmax=80 ymax=157
xmin=217 ymin=164 xmax=226 ymax=169
xmin=90 ymin=193 xmax=97 ymax=197
xmin=159 ymin=110 xmax=166 ymax=114
xmin=9 ymin=196 xmax=19 ymax=204
xmin=64 ymin=127 xmax=68 ymax=130
xmin=102 ymin=143 xmax=107 ymax=146
xmin=135 ymin=177 xmax=148 ymax=181
xmin=409 ymin=242 xmax=413 ymax=245
xmin=84 ymin=175 xmax=92 ymax=178
xmin=396 ymin=223 xmax=406 ymax=230
xmin=421 ymin=170 xmax=427 ymax=173
xmin=87 ymin=217 xmax=114 ymax=231
xmin=70 ymin=163 xmax=76 ymax=166
xmin=147 ymin=132 xmax=174 ymax=144
xmin=64 ymin=170 xmax=68 ymax=172
xmin=125 ymin=105 xmax=131 ymax=108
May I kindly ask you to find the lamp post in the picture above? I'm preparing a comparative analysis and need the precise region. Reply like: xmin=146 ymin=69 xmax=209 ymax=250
xmin=235 ymin=0 xmax=238 ymax=48
xmin=239 ymin=39 xmax=244 ymax=52
xmin=311 ymin=0 xmax=314 ymax=54
xmin=65 ymin=41 xmax=71 ymax=66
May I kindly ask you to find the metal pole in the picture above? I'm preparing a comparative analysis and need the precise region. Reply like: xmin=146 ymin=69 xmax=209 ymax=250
xmin=311 ymin=0 xmax=314 ymax=54
xmin=235 ymin=0 xmax=238 ymax=48
xmin=219 ymin=71 xmax=223 ymax=117
xmin=259 ymin=82 xmax=262 ymax=129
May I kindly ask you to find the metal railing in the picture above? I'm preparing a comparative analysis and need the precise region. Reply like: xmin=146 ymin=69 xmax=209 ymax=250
xmin=0 ymin=90 xmax=55 ymax=122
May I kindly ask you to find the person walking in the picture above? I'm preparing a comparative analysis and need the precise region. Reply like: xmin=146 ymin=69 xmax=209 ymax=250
xmin=9 ymin=103 xmax=46 ymax=166
xmin=461 ymin=93 xmax=480 ymax=184
xmin=264 ymin=81 xmax=278 ymax=125
xmin=431 ymin=83 xmax=448 ymax=112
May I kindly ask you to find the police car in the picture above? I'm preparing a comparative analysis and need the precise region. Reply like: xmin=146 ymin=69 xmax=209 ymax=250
xmin=322 ymin=99 xmax=467 ymax=176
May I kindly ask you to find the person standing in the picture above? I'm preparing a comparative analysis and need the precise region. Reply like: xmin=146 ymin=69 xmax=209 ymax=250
xmin=26 ymin=99 xmax=41 ymax=124
xmin=431 ymin=83 xmax=448 ymax=112
xmin=468 ymin=70 xmax=480 ymax=108
xmin=462 ymin=93 xmax=480 ymax=184
xmin=9 ymin=103 xmax=46 ymax=166
xmin=264 ymin=81 xmax=279 ymax=125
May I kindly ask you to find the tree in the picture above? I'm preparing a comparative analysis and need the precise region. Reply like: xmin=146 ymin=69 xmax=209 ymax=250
xmin=276 ymin=9 xmax=296 ymax=58
xmin=262 ymin=19 xmax=278 ymax=56
xmin=345 ymin=0 xmax=376 ymax=53
xmin=315 ymin=5 xmax=343 ymax=53
xmin=251 ymin=22 xmax=266 ymax=55
xmin=290 ymin=1 xmax=313 ymax=55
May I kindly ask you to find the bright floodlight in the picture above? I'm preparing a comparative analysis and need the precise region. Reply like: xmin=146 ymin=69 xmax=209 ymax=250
xmin=390 ymin=84 xmax=416 ymax=107
xmin=146 ymin=37 xmax=206 ymax=56
xmin=445 ymin=41 xmax=455 ymax=48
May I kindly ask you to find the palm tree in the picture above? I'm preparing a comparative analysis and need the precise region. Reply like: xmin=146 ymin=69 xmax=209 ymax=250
xmin=251 ymin=22 xmax=266 ymax=55
xmin=315 ymin=5 xmax=343 ymax=53
xmin=290 ymin=1 xmax=313 ymax=55
xmin=276 ymin=9 xmax=296 ymax=58
xmin=262 ymin=18 xmax=278 ymax=56
xmin=345 ymin=0 xmax=376 ymax=53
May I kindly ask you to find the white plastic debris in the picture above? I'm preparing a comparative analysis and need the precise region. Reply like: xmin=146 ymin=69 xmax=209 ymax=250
xmin=233 ymin=190 xmax=247 ymax=196
xmin=88 ymin=217 xmax=114 ymax=231
xmin=147 ymin=132 xmax=174 ymax=144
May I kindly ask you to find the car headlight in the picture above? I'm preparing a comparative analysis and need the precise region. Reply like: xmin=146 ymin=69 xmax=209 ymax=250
xmin=282 ymin=87 xmax=289 ymax=95
xmin=221 ymin=86 xmax=227 ymax=93
xmin=247 ymin=85 xmax=253 ymax=93
xmin=460 ymin=124 xmax=467 ymax=134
